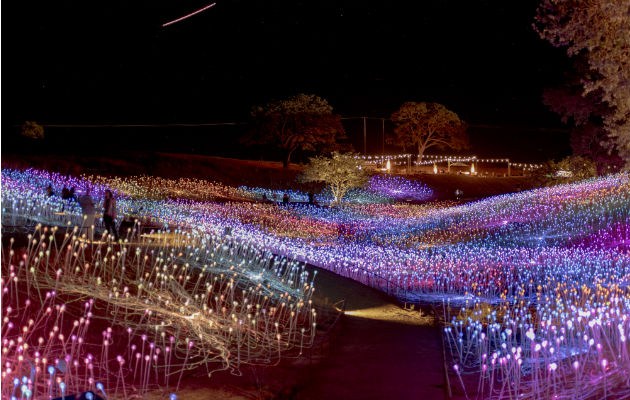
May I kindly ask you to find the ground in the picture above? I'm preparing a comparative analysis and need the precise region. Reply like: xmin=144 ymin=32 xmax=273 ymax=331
xmin=1 ymin=151 xmax=532 ymax=201
xmin=0 ymin=152 xmax=533 ymax=399
xmin=139 ymin=265 xmax=462 ymax=400
xmin=297 ymin=267 xmax=452 ymax=400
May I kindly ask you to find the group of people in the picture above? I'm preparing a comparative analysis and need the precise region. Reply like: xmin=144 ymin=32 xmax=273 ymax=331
xmin=261 ymin=192 xmax=317 ymax=205
xmin=47 ymin=185 xmax=119 ymax=242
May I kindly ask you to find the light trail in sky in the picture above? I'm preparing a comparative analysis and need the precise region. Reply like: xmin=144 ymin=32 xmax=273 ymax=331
xmin=162 ymin=2 xmax=216 ymax=27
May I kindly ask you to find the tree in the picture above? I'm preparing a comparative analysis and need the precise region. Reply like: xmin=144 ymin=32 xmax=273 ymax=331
xmin=245 ymin=94 xmax=346 ymax=168
xmin=541 ymin=68 xmax=623 ymax=173
xmin=20 ymin=121 xmax=44 ymax=139
xmin=570 ymin=122 xmax=625 ymax=174
xmin=535 ymin=0 xmax=630 ymax=167
xmin=389 ymin=102 xmax=469 ymax=161
xmin=299 ymin=152 xmax=368 ymax=205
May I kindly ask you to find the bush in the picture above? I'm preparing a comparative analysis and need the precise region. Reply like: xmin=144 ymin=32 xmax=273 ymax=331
xmin=533 ymin=155 xmax=598 ymax=186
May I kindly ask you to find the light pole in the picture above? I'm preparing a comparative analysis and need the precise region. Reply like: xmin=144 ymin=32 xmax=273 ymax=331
xmin=382 ymin=118 xmax=385 ymax=156
xmin=363 ymin=117 xmax=367 ymax=155
xmin=339 ymin=116 xmax=392 ymax=157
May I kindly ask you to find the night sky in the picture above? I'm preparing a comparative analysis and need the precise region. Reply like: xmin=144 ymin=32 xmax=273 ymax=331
xmin=4 ymin=0 xmax=572 ymax=160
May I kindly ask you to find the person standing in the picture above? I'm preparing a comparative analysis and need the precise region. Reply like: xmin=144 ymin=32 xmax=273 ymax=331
xmin=282 ymin=193 xmax=289 ymax=205
xmin=68 ymin=187 xmax=77 ymax=203
xmin=61 ymin=186 xmax=71 ymax=211
xmin=103 ymin=190 xmax=119 ymax=241
xmin=78 ymin=188 xmax=96 ymax=242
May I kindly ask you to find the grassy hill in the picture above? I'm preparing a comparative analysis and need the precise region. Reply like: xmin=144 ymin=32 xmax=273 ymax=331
xmin=1 ymin=151 xmax=534 ymax=200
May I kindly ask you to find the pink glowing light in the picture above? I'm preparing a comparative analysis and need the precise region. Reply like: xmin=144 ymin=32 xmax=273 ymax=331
xmin=162 ymin=3 xmax=216 ymax=27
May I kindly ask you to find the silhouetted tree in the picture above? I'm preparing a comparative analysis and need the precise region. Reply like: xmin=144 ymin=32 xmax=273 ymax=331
xmin=21 ymin=121 xmax=44 ymax=139
xmin=245 ymin=94 xmax=345 ymax=168
xmin=570 ymin=122 xmax=624 ymax=174
xmin=540 ymin=58 xmax=624 ymax=173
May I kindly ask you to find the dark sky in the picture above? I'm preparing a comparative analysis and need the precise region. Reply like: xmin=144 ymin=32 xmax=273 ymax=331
xmin=4 ymin=0 xmax=572 ymax=159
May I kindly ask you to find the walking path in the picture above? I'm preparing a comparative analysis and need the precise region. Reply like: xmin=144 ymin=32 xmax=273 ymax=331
xmin=298 ymin=267 xmax=453 ymax=400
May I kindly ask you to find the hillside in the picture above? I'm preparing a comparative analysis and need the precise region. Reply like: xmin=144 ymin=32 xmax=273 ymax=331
xmin=1 ymin=151 xmax=533 ymax=200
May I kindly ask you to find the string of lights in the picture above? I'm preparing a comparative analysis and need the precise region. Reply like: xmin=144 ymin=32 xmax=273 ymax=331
xmin=358 ymin=154 xmax=543 ymax=169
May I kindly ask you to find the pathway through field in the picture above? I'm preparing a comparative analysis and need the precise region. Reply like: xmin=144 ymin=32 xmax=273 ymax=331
xmin=298 ymin=267 xmax=455 ymax=400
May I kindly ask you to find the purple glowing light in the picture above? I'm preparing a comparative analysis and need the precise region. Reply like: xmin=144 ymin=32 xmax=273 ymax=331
xmin=162 ymin=3 xmax=216 ymax=27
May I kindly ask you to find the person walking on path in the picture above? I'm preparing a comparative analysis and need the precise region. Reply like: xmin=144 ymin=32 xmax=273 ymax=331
xmin=78 ymin=188 xmax=96 ymax=242
xmin=282 ymin=193 xmax=289 ymax=205
xmin=103 ymin=190 xmax=119 ymax=241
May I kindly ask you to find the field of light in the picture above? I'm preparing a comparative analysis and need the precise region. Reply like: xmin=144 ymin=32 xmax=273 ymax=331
xmin=2 ymin=168 xmax=628 ymax=399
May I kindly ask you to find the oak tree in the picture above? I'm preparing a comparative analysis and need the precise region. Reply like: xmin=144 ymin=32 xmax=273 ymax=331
xmin=389 ymin=102 xmax=469 ymax=161
xmin=246 ymin=94 xmax=345 ymax=168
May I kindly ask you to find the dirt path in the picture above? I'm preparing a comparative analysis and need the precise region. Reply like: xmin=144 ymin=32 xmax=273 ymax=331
xmin=297 ymin=267 xmax=450 ymax=400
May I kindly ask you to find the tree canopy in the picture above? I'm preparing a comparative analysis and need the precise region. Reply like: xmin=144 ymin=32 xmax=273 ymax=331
xmin=540 ymin=61 xmax=625 ymax=173
xmin=20 ymin=121 xmax=44 ymax=139
xmin=535 ymin=0 xmax=630 ymax=168
xmin=245 ymin=93 xmax=346 ymax=168
xmin=299 ymin=152 xmax=368 ymax=204
xmin=389 ymin=102 xmax=469 ymax=160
